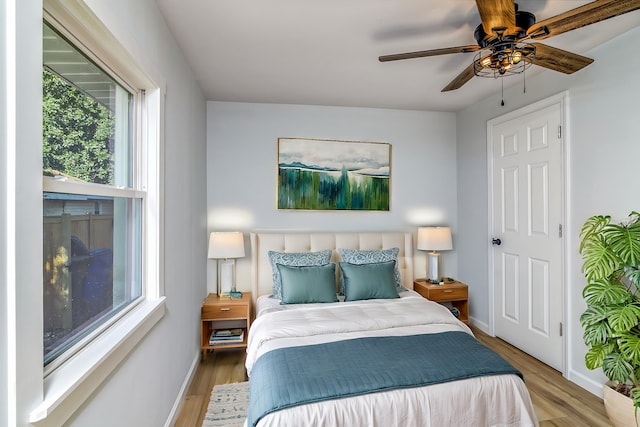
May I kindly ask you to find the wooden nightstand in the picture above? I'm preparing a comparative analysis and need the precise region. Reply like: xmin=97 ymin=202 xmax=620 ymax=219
xmin=200 ymin=292 xmax=252 ymax=361
xmin=413 ymin=279 xmax=469 ymax=324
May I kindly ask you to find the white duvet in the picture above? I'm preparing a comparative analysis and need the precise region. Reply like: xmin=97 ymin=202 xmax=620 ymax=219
xmin=246 ymin=292 xmax=539 ymax=427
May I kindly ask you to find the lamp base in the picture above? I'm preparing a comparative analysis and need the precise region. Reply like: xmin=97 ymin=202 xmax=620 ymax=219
xmin=427 ymin=252 xmax=441 ymax=283
xmin=217 ymin=259 xmax=236 ymax=297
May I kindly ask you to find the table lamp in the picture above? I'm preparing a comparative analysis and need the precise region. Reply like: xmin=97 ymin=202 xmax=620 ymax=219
xmin=208 ymin=231 xmax=245 ymax=297
xmin=417 ymin=227 xmax=453 ymax=283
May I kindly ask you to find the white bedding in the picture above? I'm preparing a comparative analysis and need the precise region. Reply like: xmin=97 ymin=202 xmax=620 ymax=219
xmin=246 ymin=293 xmax=539 ymax=427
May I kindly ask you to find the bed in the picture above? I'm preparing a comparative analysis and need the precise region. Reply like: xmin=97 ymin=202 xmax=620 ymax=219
xmin=246 ymin=231 xmax=538 ymax=427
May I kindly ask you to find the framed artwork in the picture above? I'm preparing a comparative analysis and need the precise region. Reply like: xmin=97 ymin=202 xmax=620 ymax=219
xmin=277 ymin=137 xmax=390 ymax=211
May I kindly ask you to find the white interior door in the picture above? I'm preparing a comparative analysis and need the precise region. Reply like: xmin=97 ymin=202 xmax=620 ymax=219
xmin=489 ymin=98 xmax=564 ymax=371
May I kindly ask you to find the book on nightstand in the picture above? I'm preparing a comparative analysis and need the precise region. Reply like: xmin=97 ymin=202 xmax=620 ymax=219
xmin=209 ymin=329 xmax=244 ymax=345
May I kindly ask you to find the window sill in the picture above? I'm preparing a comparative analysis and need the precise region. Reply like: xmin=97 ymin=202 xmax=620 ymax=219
xmin=29 ymin=297 xmax=166 ymax=426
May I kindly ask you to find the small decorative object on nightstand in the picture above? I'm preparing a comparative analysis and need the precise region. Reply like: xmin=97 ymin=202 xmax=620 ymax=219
xmin=413 ymin=279 xmax=469 ymax=324
xmin=200 ymin=292 xmax=251 ymax=361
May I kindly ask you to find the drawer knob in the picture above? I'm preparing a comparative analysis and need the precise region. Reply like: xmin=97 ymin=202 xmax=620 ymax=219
xmin=220 ymin=307 xmax=231 ymax=311
xmin=443 ymin=290 xmax=453 ymax=293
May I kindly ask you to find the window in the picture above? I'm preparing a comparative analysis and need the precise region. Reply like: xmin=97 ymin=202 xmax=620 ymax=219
xmin=28 ymin=4 xmax=164 ymax=424
xmin=42 ymin=21 xmax=143 ymax=367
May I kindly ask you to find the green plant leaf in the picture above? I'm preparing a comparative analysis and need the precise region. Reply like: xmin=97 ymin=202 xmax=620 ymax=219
xmin=580 ymin=305 xmax=608 ymax=327
xmin=620 ymin=331 xmax=640 ymax=362
xmin=585 ymin=344 xmax=609 ymax=369
xmin=583 ymin=321 xmax=613 ymax=346
xmin=603 ymin=353 xmax=634 ymax=384
xmin=626 ymin=266 xmax=640 ymax=291
xmin=632 ymin=387 xmax=640 ymax=410
xmin=581 ymin=237 xmax=621 ymax=281
xmin=583 ymin=279 xmax=629 ymax=306
xmin=604 ymin=220 xmax=640 ymax=267
xmin=580 ymin=215 xmax=611 ymax=254
xmin=610 ymin=305 xmax=640 ymax=333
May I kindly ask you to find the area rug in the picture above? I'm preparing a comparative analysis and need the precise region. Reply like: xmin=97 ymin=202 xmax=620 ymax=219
xmin=202 ymin=382 xmax=249 ymax=427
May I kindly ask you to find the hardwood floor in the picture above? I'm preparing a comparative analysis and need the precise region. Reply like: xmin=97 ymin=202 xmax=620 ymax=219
xmin=174 ymin=327 xmax=611 ymax=426
xmin=174 ymin=349 xmax=248 ymax=427
xmin=471 ymin=327 xmax=612 ymax=426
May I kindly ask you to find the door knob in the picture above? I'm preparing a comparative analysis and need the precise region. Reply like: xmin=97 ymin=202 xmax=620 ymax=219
xmin=492 ymin=238 xmax=502 ymax=246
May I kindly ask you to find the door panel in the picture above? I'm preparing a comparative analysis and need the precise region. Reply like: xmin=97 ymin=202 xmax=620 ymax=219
xmin=491 ymin=101 xmax=564 ymax=371
xmin=502 ymin=167 xmax=519 ymax=232
xmin=529 ymin=162 xmax=548 ymax=236
xmin=503 ymin=252 xmax=519 ymax=321
xmin=529 ymin=257 xmax=550 ymax=335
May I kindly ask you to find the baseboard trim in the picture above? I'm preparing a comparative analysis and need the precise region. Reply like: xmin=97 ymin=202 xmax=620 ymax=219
xmin=469 ymin=316 xmax=490 ymax=334
xmin=164 ymin=350 xmax=201 ymax=427
xmin=567 ymin=368 xmax=605 ymax=398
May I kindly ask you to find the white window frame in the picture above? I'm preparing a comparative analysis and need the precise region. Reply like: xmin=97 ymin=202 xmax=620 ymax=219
xmin=30 ymin=1 xmax=165 ymax=425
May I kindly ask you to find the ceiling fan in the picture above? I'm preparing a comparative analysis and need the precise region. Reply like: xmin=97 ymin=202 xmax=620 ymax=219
xmin=378 ymin=0 xmax=640 ymax=92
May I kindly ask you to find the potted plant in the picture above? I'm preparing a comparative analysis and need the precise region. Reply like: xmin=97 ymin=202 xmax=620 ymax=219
xmin=579 ymin=211 xmax=640 ymax=426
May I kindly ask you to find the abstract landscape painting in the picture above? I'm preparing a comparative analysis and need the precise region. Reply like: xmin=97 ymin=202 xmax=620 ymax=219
xmin=277 ymin=138 xmax=390 ymax=211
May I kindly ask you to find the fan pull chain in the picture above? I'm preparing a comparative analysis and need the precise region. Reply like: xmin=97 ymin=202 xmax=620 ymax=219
xmin=501 ymin=79 xmax=505 ymax=107
xmin=523 ymin=64 xmax=527 ymax=94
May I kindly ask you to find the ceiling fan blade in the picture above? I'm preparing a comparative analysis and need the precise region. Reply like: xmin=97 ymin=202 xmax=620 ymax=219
xmin=529 ymin=43 xmax=594 ymax=74
xmin=527 ymin=0 xmax=640 ymax=40
xmin=378 ymin=45 xmax=480 ymax=62
xmin=476 ymin=0 xmax=516 ymax=36
xmin=441 ymin=63 xmax=476 ymax=92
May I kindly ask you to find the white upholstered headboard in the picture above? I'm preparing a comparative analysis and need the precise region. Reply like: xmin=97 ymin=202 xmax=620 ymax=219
xmin=250 ymin=231 xmax=414 ymax=307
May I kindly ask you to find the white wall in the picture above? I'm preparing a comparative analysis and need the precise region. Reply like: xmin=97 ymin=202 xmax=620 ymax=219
xmin=1 ymin=0 xmax=208 ymax=426
xmin=207 ymin=102 xmax=458 ymax=291
xmin=68 ymin=1 xmax=208 ymax=425
xmin=456 ymin=27 xmax=640 ymax=395
xmin=0 ymin=0 xmax=6 ymax=419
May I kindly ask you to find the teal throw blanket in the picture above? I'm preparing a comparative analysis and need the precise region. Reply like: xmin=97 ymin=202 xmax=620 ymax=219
xmin=247 ymin=331 xmax=523 ymax=426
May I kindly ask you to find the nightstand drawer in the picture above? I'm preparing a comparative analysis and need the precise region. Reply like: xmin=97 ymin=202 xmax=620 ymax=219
xmin=202 ymin=304 xmax=247 ymax=320
xmin=414 ymin=280 xmax=469 ymax=324
xmin=427 ymin=287 xmax=467 ymax=301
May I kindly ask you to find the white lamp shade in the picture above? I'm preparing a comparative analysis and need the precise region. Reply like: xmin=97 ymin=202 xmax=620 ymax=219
xmin=417 ymin=227 xmax=453 ymax=251
xmin=208 ymin=232 xmax=245 ymax=259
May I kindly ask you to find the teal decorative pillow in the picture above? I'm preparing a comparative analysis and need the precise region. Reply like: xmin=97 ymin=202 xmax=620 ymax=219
xmin=337 ymin=247 xmax=403 ymax=292
xmin=268 ymin=249 xmax=332 ymax=299
xmin=277 ymin=263 xmax=339 ymax=304
xmin=340 ymin=260 xmax=399 ymax=301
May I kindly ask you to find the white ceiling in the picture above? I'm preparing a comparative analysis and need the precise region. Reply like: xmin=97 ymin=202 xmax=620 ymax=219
xmin=154 ymin=0 xmax=640 ymax=112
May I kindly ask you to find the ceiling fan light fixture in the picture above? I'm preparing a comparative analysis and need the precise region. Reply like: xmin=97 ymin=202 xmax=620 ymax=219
xmin=512 ymin=51 xmax=523 ymax=64
xmin=473 ymin=44 xmax=534 ymax=79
